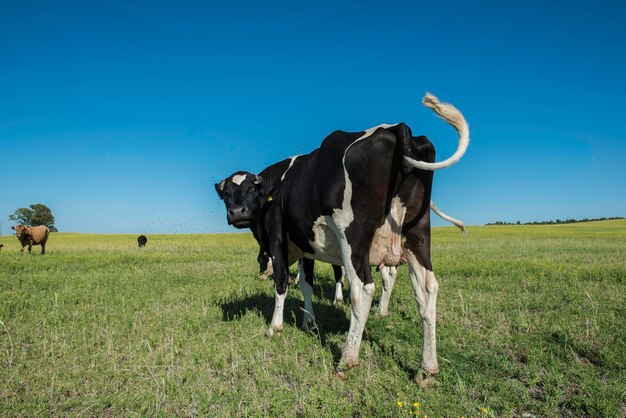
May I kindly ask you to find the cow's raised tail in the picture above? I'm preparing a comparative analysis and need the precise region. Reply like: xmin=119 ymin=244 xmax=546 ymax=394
xmin=404 ymin=93 xmax=470 ymax=171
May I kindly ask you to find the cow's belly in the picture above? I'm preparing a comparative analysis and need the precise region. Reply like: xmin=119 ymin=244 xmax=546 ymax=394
xmin=287 ymin=240 xmax=304 ymax=266
xmin=368 ymin=197 xmax=406 ymax=267
xmin=305 ymin=197 xmax=406 ymax=268
xmin=305 ymin=215 xmax=343 ymax=265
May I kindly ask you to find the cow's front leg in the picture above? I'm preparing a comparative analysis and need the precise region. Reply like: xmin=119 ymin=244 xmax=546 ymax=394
xmin=404 ymin=249 xmax=439 ymax=377
xmin=266 ymin=211 xmax=289 ymax=338
xmin=299 ymin=258 xmax=317 ymax=331
xmin=267 ymin=264 xmax=288 ymax=338
xmin=332 ymin=265 xmax=344 ymax=307
xmin=379 ymin=266 xmax=397 ymax=317
xmin=28 ymin=244 xmax=32 ymax=254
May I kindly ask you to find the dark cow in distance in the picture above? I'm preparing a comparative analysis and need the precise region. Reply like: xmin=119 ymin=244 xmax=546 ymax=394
xmin=216 ymin=93 xmax=470 ymax=382
xmin=137 ymin=235 xmax=148 ymax=247
xmin=0 ymin=244 xmax=4 ymax=251
xmin=12 ymin=225 xmax=50 ymax=255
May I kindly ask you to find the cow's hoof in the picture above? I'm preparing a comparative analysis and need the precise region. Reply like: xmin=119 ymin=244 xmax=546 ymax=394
xmin=415 ymin=375 xmax=435 ymax=388
xmin=379 ymin=310 xmax=389 ymax=318
xmin=301 ymin=320 xmax=316 ymax=332
xmin=333 ymin=298 xmax=343 ymax=308
xmin=423 ymin=365 xmax=439 ymax=376
xmin=414 ymin=369 xmax=438 ymax=387
xmin=337 ymin=358 xmax=359 ymax=371
xmin=334 ymin=369 xmax=348 ymax=380
xmin=265 ymin=326 xmax=282 ymax=338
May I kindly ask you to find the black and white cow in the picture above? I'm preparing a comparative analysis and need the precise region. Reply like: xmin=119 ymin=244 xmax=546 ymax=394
xmin=224 ymin=153 xmax=466 ymax=314
xmin=215 ymin=93 xmax=469 ymax=380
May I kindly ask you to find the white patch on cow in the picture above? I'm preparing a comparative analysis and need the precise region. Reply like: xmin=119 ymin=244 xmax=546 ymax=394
xmin=404 ymin=249 xmax=439 ymax=374
xmin=306 ymin=215 xmax=342 ymax=265
xmin=379 ymin=266 xmax=397 ymax=317
xmin=267 ymin=289 xmax=287 ymax=337
xmin=298 ymin=260 xmax=316 ymax=330
xmin=280 ymin=155 xmax=302 ymax=181
xmin=369 ymin=196 xmax=407 ymax=267
xmin=231 ymin=174 xmax=247 ymax=185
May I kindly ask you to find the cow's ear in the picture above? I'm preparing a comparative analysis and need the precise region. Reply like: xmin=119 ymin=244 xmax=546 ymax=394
xmin=252 ymin=175 xmax=263 ymax=185
xmin=215 ymin=179 xmax=226 ymax=199
xmin=11 ymin=226 xmax=15 ymax=230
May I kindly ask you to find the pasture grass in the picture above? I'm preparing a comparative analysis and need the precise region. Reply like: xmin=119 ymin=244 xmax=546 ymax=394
xmin=0 ymin=220 xmax=624 ymax=416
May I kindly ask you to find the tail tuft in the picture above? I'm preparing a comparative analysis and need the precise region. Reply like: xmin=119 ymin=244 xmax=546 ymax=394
xmin=421 ymin=92 xmax=440 ymax=108
xmin=404 ymin=93 xmax=470 ymax=171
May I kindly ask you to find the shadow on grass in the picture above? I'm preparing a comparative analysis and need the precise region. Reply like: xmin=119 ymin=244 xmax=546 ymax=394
xmin=220 ymin=291 xmax=350 ymax=357
xmin=220 ymin=273 xmax=422 ymax=380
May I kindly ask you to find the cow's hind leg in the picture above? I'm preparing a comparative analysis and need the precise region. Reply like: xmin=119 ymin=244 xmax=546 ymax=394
xmin=41 ymin=243 xmax=46 ymax=255
xmin=335 ymin=228 xmax=376 ymax=370
xmin=379 ymin=266 xmax=397 ymax=317
xmin=28 ymin=244 xmax=32 ymax=254
xmin=339 ymin=256 xmax=375 ymax=369
xmin=299 ymin=258 xmax=316 ymax=331
xmin=404 ymin=244 xmax=439 ymax=378
xmin=332 ymin=265 xmax=344 ymax=307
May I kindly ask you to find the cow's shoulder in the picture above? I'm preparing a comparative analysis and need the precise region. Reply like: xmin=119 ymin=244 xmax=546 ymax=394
xmin=318 ymin=130 xmax=365 ymax=154
xmin=259 ymin=158 xmax=292 ymax=178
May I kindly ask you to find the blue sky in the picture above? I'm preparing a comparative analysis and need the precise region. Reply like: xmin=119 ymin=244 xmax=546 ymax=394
xmin=1 ymin=1 xmax=624 ymax=234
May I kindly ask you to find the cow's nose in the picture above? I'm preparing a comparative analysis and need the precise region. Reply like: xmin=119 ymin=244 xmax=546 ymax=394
xmin=228 ymin=205 xmax=247 ymax=217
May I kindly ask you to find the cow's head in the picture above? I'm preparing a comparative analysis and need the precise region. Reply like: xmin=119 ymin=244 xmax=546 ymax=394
xmin=11 ymin=225 xmax=30 ymax=239
xmin=215 ymin=171 xmax=266 ymax=228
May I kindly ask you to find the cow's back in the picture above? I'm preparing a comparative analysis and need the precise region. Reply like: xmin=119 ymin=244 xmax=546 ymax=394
xmin=29 ymin=226 xmax=50 ymax=244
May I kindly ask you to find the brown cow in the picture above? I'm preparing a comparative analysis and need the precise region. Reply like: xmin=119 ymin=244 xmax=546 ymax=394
xmin=11 ymin=225 xmax=50 ymax=255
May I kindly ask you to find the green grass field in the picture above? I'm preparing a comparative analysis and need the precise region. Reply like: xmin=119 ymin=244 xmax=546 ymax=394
xmin=1 ymin=220 xmax=624 ymax=416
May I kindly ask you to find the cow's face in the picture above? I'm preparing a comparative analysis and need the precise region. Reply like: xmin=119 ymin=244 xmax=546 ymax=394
xmin=215 ymin=171 xmax=265 ymax=228
xmin=12 ymin=225 xmax=29 ymax=239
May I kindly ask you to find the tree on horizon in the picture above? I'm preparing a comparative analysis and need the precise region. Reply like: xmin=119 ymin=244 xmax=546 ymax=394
xmin=9 ymin=203 xmax=58 ymax=232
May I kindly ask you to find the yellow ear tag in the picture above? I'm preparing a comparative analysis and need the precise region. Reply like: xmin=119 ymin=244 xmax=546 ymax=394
xmin=267 ymin=196 xmax=273 ymax=202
